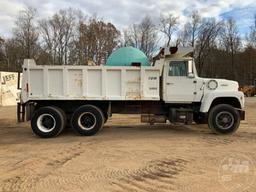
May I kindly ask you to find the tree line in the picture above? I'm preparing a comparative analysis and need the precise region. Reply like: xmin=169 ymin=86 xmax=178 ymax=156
xmin=0 ymin=7 xmax=255 ymax=85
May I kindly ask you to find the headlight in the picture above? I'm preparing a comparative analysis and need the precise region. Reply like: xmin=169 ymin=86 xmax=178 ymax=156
xmin=207 ymin=80 xmax=218 ymax=90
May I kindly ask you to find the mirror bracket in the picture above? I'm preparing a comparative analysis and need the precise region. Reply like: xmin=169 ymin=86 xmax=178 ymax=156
xmin=188 ymin=73 xmax=195 ymax=78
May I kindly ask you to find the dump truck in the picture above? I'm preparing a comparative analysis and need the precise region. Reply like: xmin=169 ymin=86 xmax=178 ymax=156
xmin=17 ymin=47 xmax=245 ymax=138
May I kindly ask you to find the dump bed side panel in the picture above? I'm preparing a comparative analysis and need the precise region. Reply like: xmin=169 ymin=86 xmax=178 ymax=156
xmin=21 ymin=60 xmax=160 ymax=103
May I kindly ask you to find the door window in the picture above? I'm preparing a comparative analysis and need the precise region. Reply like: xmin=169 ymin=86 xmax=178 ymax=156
xmin=169 ymin=61 xmax=188 ymax=76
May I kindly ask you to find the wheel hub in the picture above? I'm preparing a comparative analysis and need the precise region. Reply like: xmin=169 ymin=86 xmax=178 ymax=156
xmin=222 ymin=117 xmax=229 ymax=123
xmin=215 ymin=111 xmax=234 ymax=130
xmin=37 ymin=114 xmax=56 ymax=133
xmin=78 ymin=112 xmax=96 ymax=130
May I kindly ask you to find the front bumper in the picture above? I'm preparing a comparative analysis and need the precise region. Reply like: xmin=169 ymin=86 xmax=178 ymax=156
xmin=238 ymin=110 xmax=245 ymax=120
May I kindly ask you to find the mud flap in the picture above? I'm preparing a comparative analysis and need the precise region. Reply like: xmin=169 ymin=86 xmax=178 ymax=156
xmin=17 ymin=103 xmax=25 ymax=122
xmin=239 ymin=110 xmax=245 ymax=120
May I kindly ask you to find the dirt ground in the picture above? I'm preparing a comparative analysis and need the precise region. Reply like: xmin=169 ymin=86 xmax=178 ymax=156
xmin=0 ymin=98 xmax=256 ymax=192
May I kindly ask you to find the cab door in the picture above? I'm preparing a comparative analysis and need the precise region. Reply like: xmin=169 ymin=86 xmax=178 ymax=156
xmin=164 ymin=60 xmax=197 ymax=103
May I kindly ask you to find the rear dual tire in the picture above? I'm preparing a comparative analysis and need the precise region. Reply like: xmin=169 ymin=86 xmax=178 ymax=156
xmin=71 ymin=105 xmax=104 ymax=136
xmin=31 ymin=106 xmax=66 ymax=138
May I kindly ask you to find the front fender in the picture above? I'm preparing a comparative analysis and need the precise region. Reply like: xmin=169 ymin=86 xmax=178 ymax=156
xmin=200 ymin=91 xmax=244 ymax=113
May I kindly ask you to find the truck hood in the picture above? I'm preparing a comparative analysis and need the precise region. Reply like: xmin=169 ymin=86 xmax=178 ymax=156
xmin=202 ymin=78 xmax=239 ymax=92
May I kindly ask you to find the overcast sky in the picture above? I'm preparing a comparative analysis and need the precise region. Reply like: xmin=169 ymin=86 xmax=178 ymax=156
xmin=0 ymin=0 xmax=255 ymax=38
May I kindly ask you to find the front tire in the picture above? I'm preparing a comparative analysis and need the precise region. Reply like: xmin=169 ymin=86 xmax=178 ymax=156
xmin=71 ymin=105 xmax=104 ymax=136
xmin=31 ymin=106 xmax=66 ymax=138
xmin=208 ymin=104 xmax=240 ymax=134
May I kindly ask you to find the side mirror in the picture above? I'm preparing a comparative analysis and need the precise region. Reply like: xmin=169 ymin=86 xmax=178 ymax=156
xmin=188 ymin=73 xmax=195 ymax=78
xmin=188 ymin=60 xmax=194 ymax=78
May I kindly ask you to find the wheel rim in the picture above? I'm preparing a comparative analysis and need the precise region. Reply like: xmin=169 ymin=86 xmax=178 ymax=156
xmin=78 ymin=112 xmax=96 ymax=131
xmin=37 ymin=114 xmax=56 ymax=133
xmin=215 ymin=111 xmax=235 ymax=130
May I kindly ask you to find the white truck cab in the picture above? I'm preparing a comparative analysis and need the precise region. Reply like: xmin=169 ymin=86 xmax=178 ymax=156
xmin=159 ymin=48 xmax=244 ymax=108
xmin=154 ymin=46 xmax=244 ymax=133
xmin=18 ymin=46 xmax=245 ymax=138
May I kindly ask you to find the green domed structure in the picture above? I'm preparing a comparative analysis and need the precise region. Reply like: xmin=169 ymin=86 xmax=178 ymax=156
xmin=106 ymin=47 xmax=150 ymax=66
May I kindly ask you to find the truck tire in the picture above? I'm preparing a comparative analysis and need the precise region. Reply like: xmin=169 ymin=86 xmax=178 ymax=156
xmin=31 ymin=106 xmax=66 ymax=138
xmin=54 ymin=106 xmax=67 ymax=131
xmin=208 ymin=104 xmax=240 ymax=134
xmin=71 ymin=105 xmax=104 ymax=136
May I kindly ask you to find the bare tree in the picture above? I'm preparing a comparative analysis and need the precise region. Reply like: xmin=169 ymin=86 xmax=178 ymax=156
xmin=39 ymin=8 xmax=78 ymax=65
xmin=247 ymin=14 xmax=256 ymax=48
xmin=124 ymin=24 xmax=140 ymax=48
xmin=159 ymin=14 xmax=179 ymax=46
xmin=124 ymin=16 xmax=158 ymax=57
xmin=0 ymin=37 xmax=4 ymax=45
xmin=13 ymin=7 xmax=39 ymax=59
xmin=0 ymin=6 xmax=255 ymax=86
xmin=195 ymin=18 xmax=222 ymax=76
xmin=0 ymin=37 xmax=4 ymax=59
xmin=140 ymin=16 xmax=158 ymax=57
xmin=2 ymin=38 xmax=25 ymax=71
xmin=75 ymin=16 xmax=120 ymax=65
xmin=182 ymin=11 xmax=202 ymax=48
xmin=244 ymin=14 xmax=256 ymax=84
xmin=0 ymin=37 xmax=7 ymax=70
xmin=220 ymin=18 xmax=241 ymax=79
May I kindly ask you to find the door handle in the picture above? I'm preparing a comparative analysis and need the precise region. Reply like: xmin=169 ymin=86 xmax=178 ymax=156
xmin=166 ymin=83 xmax=173 ymax=85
